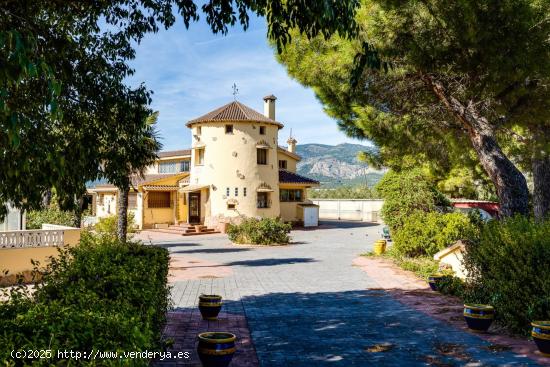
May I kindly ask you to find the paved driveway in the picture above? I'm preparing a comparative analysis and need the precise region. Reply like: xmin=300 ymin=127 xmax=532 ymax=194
xmin=147 ymin=221 xmax=542 ymax=366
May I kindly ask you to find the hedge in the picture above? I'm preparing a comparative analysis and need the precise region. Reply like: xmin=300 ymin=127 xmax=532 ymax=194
xmin=392 ymin=211 xmax=476 ymax=257
xmin=461 ymin=216 xmax=550 ymax=335
xmin=0 ymin=234 xmax=171 ymax=366
xmin=375 ymin=169 xmax=449 ymax=231
xmin=228 ymin=217 xmax=291 ymax=245
xmin=26 ymin=207 xmax=77 ymax=229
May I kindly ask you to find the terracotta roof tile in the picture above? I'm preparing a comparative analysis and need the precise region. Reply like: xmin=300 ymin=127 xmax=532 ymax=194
xmin=279 ymin=170 xmax=319 ymax=185
xmin=91 ymin=173 xmax=184 ymax=190
xmin=187 ymin=101 xmax=283 ymax=128
xmin=158 ymin=149 xmax=191 ymax=158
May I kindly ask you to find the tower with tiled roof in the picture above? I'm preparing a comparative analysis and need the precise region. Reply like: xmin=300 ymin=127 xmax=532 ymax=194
xmin=185 ymin=97 xmax=283 ymax=225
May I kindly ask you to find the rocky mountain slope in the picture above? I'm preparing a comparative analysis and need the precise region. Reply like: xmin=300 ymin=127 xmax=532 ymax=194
xmin=295 ymin=143 xmax=384 ymax=187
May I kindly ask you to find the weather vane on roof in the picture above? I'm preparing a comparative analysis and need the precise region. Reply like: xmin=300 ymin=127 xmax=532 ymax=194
xmin=232 ymin=83 xmax=239 ymax=100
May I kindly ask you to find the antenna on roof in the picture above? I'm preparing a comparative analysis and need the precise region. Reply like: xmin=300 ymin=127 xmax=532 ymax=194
xmin=232 ymin=83 xmax=239 ymax=101
xmin=289 ymin=128 xmax=293 ymax=139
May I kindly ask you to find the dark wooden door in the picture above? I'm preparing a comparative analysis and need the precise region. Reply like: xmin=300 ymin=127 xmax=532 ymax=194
xmin=188 ymin=192 xmax=201 ymax=224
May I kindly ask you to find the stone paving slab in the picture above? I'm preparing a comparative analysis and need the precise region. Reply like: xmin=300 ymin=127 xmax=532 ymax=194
xmin=150 ymin=221 xmax=547 ymax=367
xmin=154 ymin=309 xmax=259 ymax=367
xmin=354 ymin=256 xmax=549 ymax=365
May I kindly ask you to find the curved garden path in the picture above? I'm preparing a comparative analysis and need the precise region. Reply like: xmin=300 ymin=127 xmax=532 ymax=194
xmin=140 ymin=222 xmax=546 ymax=366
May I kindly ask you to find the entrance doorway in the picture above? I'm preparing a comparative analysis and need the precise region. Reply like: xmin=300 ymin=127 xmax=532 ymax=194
xmin=188 ymin=192 xmax=201 ymax=224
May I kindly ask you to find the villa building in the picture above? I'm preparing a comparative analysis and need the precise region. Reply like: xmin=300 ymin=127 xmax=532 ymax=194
xmin=88 ymin=95 xmax=320 ymax=230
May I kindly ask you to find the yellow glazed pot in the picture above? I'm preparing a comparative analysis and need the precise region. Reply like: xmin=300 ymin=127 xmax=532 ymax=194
xmin=373 ymin=240 xmax=387 ymax=255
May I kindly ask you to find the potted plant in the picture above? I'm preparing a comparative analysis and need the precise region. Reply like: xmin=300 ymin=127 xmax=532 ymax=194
xmin=531 ymin=321 xmax=550 ymax=357
xmin=198 ymin=294 xmax=223 ymax=320
xmin=428 ymin=273 xmax=446 ymax=291
xmin=197 ymin=332 xmax=236 ymax=367
xmin=373 ymin=239 xmax=386 ymax=255
xmin=463 ymin=304 xmax=494 ymax=332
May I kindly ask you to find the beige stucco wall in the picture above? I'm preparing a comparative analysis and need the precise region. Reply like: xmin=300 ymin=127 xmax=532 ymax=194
xmin=142 ymin=191 xmax=176 ymax=228
xmin=277 ymin=151 xmax=298 ymax=172
xmin=95 ymin=192 xmax=117 ymax=218
xmin=189 ymin=121 xmax=281 ymax=225
xmin=0 ymin=228 xmax=81 ymax=278
xmin=280 ymin=202 xmax=302 ymax=222
xmin=279 ymin=185 xmax=309 ymax=222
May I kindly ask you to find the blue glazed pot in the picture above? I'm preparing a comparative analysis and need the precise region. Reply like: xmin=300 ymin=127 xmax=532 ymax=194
xmin=197 ymin=332 xmax=236 ymax=367
xmin=463 ymin=304 xmax=494 ymax=332
xmin=428 ymin=274 xmax=445 ymax=291
xmin=199 ymin=294 xmax=223 ymax=321
xmin=531 ymin=321 xmax=550 ymax=357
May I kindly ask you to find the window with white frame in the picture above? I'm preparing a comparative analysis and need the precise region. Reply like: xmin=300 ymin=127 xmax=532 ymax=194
xmin=159 ymin=160 xmax=190 ymax=173
xmin=280 ymin=189 xmax=303 ymax=202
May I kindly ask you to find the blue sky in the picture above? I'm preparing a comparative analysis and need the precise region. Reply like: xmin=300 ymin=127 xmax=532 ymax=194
xmin=126 ymin=14 xmax=365 ymax=151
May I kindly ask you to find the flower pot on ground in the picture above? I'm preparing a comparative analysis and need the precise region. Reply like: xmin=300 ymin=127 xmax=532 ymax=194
xmin=373 ymin=240 xmax=386 ymax=255
xmin=197 ymin=332 xmax=236 ymax=367
xmin=428 ymin=274 xmax=446 ymax=291
xmin=199 ymin=294 xmax=223 ymax=320
xmin=463 ymin=304 xmax=494 ymax=332
xmin=195 ymin=225 xmax=203 ymax=233
xmin=531 ymin=321 xmax=550 ymax=357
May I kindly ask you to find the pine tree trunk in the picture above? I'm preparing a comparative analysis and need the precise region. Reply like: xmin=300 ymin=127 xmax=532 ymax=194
xmin=117 ymin=187 xmax=129 ymax=242
xmin=466 ymin=121 xmax=529 ymax=217
xmin=533 ymin=155 xmax=550 ymax=220
xmin=423 ymin=75 xmax=529 ymax=216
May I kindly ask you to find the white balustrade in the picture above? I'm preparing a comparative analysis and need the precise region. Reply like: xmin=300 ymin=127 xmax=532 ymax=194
xmin=0 ymin=230 xmax=65 ymax=249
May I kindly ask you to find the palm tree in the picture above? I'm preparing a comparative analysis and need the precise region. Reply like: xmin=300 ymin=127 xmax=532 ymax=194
xmin=100 ymin=93 xmax=161 ymax=242
xmin=116 ymin=111 xmax=161 ymax=242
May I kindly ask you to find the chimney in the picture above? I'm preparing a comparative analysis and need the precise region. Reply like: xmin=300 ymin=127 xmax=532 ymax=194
xmin=287 ymin=136 xmax=297 ymax=154
xmin=263 ymin=94 xmax=277 ymax=120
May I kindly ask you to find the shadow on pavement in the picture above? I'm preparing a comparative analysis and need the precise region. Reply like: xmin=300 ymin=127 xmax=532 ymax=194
xmin=171 ymin=247 xmax=251 ymax=254
xmin=152 ymin=242 xmax=201 ymax=249
xmin=225 ymin=257 xmax=316 ymax=267
xmin=229 ymin=290 xmax=540 ymax=366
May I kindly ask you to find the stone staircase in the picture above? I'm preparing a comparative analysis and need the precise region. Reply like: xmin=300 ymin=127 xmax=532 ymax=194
xmin=149 ymin=223 xmax=220 ymax=236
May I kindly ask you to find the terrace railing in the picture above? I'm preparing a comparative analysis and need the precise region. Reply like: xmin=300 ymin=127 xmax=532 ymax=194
xmin=0 ymin=229 xmax=66 ymax=249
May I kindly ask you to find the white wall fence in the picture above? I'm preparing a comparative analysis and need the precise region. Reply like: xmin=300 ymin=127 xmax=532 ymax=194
xmin=309 ymin=199 xmax=384 ymax=222
xmin=0 ymin=225 xmax=79 ymax=249
xmin=0 ymin=229 xmax=66 ymax=249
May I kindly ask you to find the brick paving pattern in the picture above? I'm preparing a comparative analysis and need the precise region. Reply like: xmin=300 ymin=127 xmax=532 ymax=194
xmin=147 ymin=222 xmax=546 ymax=366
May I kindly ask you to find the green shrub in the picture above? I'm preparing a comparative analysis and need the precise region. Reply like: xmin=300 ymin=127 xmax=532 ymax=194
xmin=228 ymin=217 xmax=291 ymax=245
xmin=392 ymin=255 xmax=440 ymax=280
xmin=26 ymin=207 xmax=77 ymax=229
xmin=462 ymin=216 xmax=550 ymax=335
xmin=375 ymin=169 xmax=450 ymax=231
xmin=0 ymin=234 xmax=170 ymax=366
xmin=392 ymin=211 xmax=476 ymax=257
xmin=94 ymin=213 xmax=137 ymax=239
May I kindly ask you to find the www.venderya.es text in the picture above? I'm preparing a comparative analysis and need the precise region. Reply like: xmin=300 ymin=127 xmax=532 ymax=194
xmin=11 ymin=349 xmax=190 ymax=361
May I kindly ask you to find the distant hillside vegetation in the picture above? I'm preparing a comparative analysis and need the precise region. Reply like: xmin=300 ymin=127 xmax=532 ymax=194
xmin=295 ymin=143 xmax=385 ymax=188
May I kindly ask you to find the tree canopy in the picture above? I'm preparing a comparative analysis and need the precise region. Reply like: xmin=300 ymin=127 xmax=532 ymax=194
xmin=276 ymin=0 xmax=550 ymax=216
xmin=0 ymin=0 xmax=361 ymax=218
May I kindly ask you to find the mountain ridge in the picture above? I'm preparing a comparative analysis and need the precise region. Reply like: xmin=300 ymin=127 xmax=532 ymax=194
xmin=294 ymin=143 xmax=384 ymax=187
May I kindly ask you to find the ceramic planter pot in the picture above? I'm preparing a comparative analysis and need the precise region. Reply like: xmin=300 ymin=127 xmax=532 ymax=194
xmin=428 ymin=274 xmax=446 ymax=291
xmin=199 ymin=294 xmax=223 ymax=321
xmin=463 ymin=304 xmax=494 ymax=332
xmin=197 ymin=332 xmax=236 ymax=367
xmin=531 ymin=321 xmax=550 ymax=357
xmin=373 ymin=240 xmax=387 ymax=255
